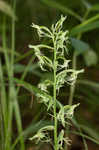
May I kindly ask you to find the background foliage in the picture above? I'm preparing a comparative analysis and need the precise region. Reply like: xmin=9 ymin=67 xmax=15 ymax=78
xmin=0 ymin=0 xmax=99 ymax=150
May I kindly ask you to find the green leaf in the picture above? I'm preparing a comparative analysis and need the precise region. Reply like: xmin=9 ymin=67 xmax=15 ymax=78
xmin=0 ymin=60 xmax=7 ymax=132
xmin=14 ymin=78 xmax=53 ymax=106
xmin=12 ymin=64 xmax=39 ymax=73
xmin=0 ymin=1 xmax=17 ymax=20
xmin=14 ymin=78 xmax=47 ymax=95
xmin=83 ymin=50 xmax=98 ymax=66
xmin=90 ymin=4 xmax=99 ymax=12
xmin=80 ymin=124 xmax=99 ymax=142
xmin=70 ymin=13 xmax=99 ymax=36
xmin=72 ymin=118 xmax=99 ymax=145
xmin=70 ymin=21 xmax=99 ymax=36
xmin=79 ymin=14 xmax=99 ymax=26
xmin=71 ymin=130 xmax=99 ymax=145
xmin=14 ymin=78 xmax=62 ymax=110
xmin=77 ymin=80 xmax=99 ymax=91
xmin=70 ymin=38 xmax=90 ymax=55
xmin=41 ymin=0 xmax=82 ymax=21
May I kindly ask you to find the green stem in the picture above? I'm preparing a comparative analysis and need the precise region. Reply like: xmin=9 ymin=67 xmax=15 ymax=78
xmin=16 ymin=55 xmax=35 ymax=94
xmin=65 ymin=52 xmax=77 ymax=150
xmin=0 ymin=98 xmax=4 ymax=150
xmin=68 ymin=51 xmax=77 ymax=105
xmin=53 ymin=41 xmax=58 ymax=150
xmin=11 ymin=0 xmax=16 ymax=77
xmin=2 ymin=16 xmax=10 ymax=77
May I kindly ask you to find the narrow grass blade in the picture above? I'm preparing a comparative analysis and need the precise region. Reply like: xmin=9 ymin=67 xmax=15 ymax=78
xmin=72 ymin=118 xmax=88 ymax=150
xmin=0 ymin=60 xmax=8 ymax=150
xmin=14 ymin=78 xmax=62 ymax=109
xmin=16 ymin=55 xmax=35 ymax=93
xmin=11 ymin=0 xmax=16 ymax=77
xmin=0 ymin=60 xmax=8 ymax=134
xmin=13 ymin=95 xmax=25 ymax=150
xmin=80 ymin=124 xmax=99 ymax=141
xmin=2 ymin=14 xmax=13 ymax=150
xmin=5 ymin=99 xmax=13 ymax=150
xmin=70 ymin=14 xmax=99 ymax=36
xmin=15 ymin=50 xmax=35 ymax=63
xmin=70 ymin=20 xmax=99 ymax=36
xmin=72 ymin=118 xmax=99 ymax=145
xmin=71 ymin=131 xmax=99 ymax=145
xmin=77 ymin=80 xmax=99 ymax=91
xmin=14 ymin=78 xmax=52 ymax=98
xmin=9 ymin=0 xmax=25 ymax=149
xmin=2 ymin=16 xmax=10 ymax=76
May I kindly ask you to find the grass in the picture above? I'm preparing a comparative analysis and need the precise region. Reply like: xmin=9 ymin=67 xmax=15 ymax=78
xmin=0 ymin=1 xmax=25 ymax=150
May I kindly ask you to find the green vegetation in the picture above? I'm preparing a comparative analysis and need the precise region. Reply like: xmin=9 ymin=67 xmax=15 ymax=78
xmin=29 ymin=16 xmax=83 ymax=150
xmin=0 ymin=0 xmax=99 ymax=150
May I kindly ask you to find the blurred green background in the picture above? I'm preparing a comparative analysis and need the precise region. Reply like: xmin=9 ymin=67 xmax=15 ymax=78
xmin=0 ymin=0 xmax=99 ymax=150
